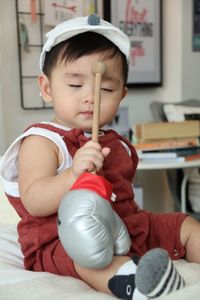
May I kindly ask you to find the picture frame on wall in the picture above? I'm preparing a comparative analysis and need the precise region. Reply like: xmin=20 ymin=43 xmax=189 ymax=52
xmin=108 ymin=0 xmax=162 ymax=87
xmin=193 ymin=0 xmax=200 ymax=51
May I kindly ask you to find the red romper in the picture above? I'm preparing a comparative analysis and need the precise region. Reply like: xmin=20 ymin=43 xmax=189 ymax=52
xmin=4 ymin=123 xmax=187 ymax=278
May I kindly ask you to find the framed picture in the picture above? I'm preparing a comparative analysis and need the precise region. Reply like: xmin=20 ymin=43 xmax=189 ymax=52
xmin=108 ymin=0 xmax=162 ymax=87
xmin=193 ymin=0 xmax=200 ymax=51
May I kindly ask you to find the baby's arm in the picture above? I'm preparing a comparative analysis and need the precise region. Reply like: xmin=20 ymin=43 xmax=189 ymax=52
xmin=18 ymin=135 xmax=109 ymax=217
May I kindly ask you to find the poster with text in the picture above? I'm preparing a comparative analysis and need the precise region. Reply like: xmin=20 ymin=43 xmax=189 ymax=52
xmin=111 ymin=0 xmax=162 ymax=86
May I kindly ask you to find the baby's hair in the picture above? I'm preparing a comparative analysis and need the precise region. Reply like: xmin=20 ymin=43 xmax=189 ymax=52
xmin=42 ymin=32 xmax=128 ymax=85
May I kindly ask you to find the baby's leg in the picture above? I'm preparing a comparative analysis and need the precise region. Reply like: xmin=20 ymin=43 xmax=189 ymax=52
xmin=75 ymin=255 xmax=146 ymax=299
xmin=74 ymin=249 xmax=185 ymax=300
xmin=74 ymin=255 xmax=137 ymax=296
xmin=180 ymin=215 xmax=200 ymax=263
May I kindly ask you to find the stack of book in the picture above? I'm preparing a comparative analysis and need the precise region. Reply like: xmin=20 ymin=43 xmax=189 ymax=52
xmin=133 ymin=120 xmax=200 ymax=163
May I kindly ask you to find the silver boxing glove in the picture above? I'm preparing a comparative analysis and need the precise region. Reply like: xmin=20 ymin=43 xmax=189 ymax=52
xmin=58 ymin=174 xmax=131 ymax=269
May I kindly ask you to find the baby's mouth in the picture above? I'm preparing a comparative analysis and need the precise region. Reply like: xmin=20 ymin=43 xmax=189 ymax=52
xmin=82 ymin=111 xmax=93 ymax=118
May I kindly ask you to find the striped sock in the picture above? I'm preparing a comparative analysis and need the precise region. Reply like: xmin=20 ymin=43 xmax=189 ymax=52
xmin=135 ymin=248 xmax=185 ymax=298
xmin=108 ymin=255 xmax=147 ymax=300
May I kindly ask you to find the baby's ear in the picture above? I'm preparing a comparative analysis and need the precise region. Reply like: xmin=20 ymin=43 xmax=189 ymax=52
xmin=37 ymin=74 xmax=52 ymax=103
xmin=121 ymin=86 xmax=128 ymax=100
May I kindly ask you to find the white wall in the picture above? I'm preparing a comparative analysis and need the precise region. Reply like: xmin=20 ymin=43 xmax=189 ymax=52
xmin=0 ymin=0 xmax=200 ymax=212
xmin=182 ymin=0 xmax=200 ymax=98
xmin=0 ymin=1 xmax=6 ymax=154
xmin=0 ymin=84 xmax=5 ymax=155
xmin=0 ymin=0 xmax=54 ymax=153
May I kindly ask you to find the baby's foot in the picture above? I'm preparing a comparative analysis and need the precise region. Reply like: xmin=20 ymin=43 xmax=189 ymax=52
xmin=108 ymin=255 xmax=146 ymax=300
xmin=135 ymin=248 xmax=185 ymax=298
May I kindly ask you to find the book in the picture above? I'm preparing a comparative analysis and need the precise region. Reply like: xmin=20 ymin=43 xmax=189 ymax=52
xmin=139 ymin=156 xmax=185 ymax=164
xmin=141 ymin=146 xmax=200 ymax=156
xmin=134 ymin=137 xmax=200 ymax=151
xmin=138 ymin=148 xmax=200 ymax=162
xmin=133 ymin=121 xmax=200 ymax=141
xmin=184 ymin=153 xmax=200 ymax=161
xmin=138 ymin=151 xmax=178 ymax=160
xmin=137 ymin=151 xmax=186 ymax=163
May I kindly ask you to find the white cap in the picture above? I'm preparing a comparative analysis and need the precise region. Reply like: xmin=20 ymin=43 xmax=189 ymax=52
xmin=39 ymin=14 xmax=130 ymax=72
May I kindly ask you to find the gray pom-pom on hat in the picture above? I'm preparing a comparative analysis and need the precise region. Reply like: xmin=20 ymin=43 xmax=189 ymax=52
xmin=88 ymin=14 xmax=100 ymax=25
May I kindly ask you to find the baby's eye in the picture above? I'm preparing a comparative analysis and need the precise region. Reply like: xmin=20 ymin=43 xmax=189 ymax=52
xmin=101 ymin=87 xmax=113 ymax=92
xmin=68 ymin=84 xmax=82 ymax=88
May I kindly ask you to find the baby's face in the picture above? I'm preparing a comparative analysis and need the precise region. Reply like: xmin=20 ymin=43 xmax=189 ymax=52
xmin=45 ymin=52 xmax=127 ymax=130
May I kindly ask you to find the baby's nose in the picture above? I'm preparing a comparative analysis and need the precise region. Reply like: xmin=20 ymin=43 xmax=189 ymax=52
xmin=82 ymin=87 xmax=94 ymax=103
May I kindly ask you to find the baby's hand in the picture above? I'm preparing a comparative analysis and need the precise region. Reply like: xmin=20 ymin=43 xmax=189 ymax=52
xmin=72 ymin=141 xmax=110 ymax=178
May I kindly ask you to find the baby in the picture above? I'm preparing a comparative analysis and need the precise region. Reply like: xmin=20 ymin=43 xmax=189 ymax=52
xmin=1 ymin=14 xmax=199 ymax=299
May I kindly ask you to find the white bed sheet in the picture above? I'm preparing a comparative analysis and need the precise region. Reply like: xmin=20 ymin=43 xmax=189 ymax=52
xmin=0 ymin=224 xmax=116 ymax=300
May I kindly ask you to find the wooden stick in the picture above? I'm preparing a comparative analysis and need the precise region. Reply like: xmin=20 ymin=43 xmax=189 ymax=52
xmin=91 ymin=61 xmax=106 ymax=142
